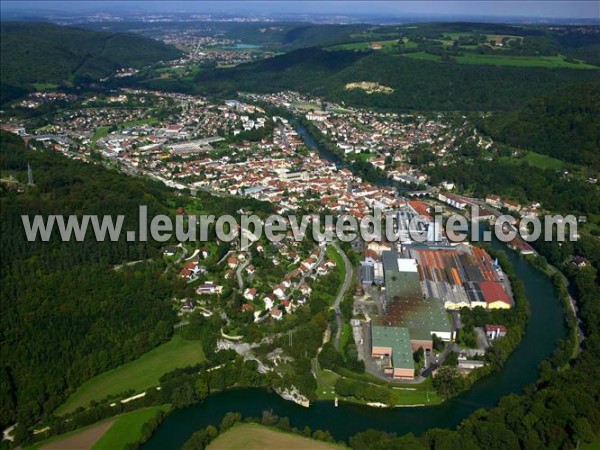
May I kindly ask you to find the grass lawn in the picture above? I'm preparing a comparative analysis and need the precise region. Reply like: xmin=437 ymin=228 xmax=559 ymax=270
xmin=93 ymin=405 xmax=171 ymax=450
xmin=520 ymin=152 xmax=565 ymax=170
xmin=291 ymin=101 xmax=322 ymax=111
xmin=401 ymin=52 xmax=597 ymax=69
xmin=91 ymin=126 xmax=110 ymax=143
xmin=388 ymin=378 xmax=440 ymax=406
xmin=326 ymin=245 xmax=346 ymax=288
xmin=316 ymin=366 xmax=441 ymax=406
xmin=316 ymin=368 xmax=341 ymax=400
xmin=56 ymin=335 xmax=205 ymax=415
xmin=327 ymin=39 xmax=399 ymax=52
xmin=502 ymin=151 xmax=565 ymax=170
xmin=25 ymin=421 xmax=113 ymax=450
xmin=117 ymin=117 xmax=158 ymax=129
xmin=455 ymin=53 xmax=596 ymax=69
xmin=207 ymin=423 xmax=345 ymax=450
xmin=401 ymin=51 xmax=441 ymax=62
xmin=581 ymin=437 xmax=600 ymax=450
xmin=32 ymin=82 xmax=59 ymax=91
xmin=339 ymin=323 xmax=352 ymax=350
xmin=25 ymin=406 xmax=170 ymax=450
xmin=351 ymin=152 xmax=374 ymax=162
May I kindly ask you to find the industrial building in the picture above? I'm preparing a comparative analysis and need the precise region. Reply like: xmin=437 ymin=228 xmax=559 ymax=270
xmin=360 ymin=257 xmax=384 ymax=286
xmin=370 ymin=243 xmax=512 ymax=380
xmin=371 ymin=324 xmax=415 ymax=380
xmin=374 ymin=251 xmax=453 ymax=347
xmin=402 ymin=244 xmax=512 ymax=310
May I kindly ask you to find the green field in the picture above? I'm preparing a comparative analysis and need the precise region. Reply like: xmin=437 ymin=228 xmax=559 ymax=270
xmin=291 ymin=101 xmax=322 ymax=111
xmin=32 ymin=82 xmax=59 ymax=91
xmin=56 ymin=335 xmax=205 ymax=415
xmin=401 ymin=51 xmax=598 ymax=69
xmin=208 ymin=423 xmax=345 ymax=450
xmin=581 ymin=437 xmax=600 ymax=450
xmin=326 ymin=246 xmax=346 ymax=288
xmin=25 ymin=406 xmax=169 ymax=450
xmin=502 ymin=151 xmax=565 ymax=170
xmin=401 ymin=51 xmax=441 ymax=62
xmin=339 ymin=323 xmax=352 ymax=350
xmin=25 ymin=422 xmax=112 ymax=450
xmin=118 ymin=117 xmax=159 ymax=129
xmin=91 ymin=126 xmax=110 ymax=143
xmin=327 ymin=39 xmax=399 ymax=52
xmin=93 ymin=405 xmax=171 ymax=450
xmin=316 ymin=367 xmax=441 ymax=406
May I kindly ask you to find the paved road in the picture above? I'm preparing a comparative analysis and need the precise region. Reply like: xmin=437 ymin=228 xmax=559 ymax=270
xmin=236 ymin=257 xmax=251 ymax=290
xmin=331 ymin=242 xmax=353 ymax=350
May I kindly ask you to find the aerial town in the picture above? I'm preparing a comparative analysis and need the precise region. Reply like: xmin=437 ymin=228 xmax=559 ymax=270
xmin=2 ymin=5 xmax=598 ymax=449
xmin=2 ymin=84 xmax=522 ymax=384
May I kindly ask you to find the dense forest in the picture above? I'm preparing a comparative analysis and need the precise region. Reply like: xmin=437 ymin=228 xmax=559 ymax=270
xmin=189 ymin=48 xmax=599 ymax=111
xmin=481 ymin=82 xmax=600 ymax=168
xmin=0 ymin=22 xmax=181 ymax=103
xmin=0 ymin=132 xmax=184 ymax=429
xmin=346 ymin=231 xmax=600 ymax=449
xmin=426 ymin=159 xmax=600 ymax=216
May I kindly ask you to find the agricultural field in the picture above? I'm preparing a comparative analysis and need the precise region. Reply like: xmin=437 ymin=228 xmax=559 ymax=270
xmin=455 ymin=53 xmax=597 ymax=69
xmin=93 ymin=406 xmax=171 ymax=450
xmin=502 ymin=151 xmax=566 ymax=170
xmin=25 ymin=406 xmax=169 ymax=450
xmin=56 ymin=335 xmax=205 ymax=415
xmin=26 ymin=422 xmax=114 ymax=450
xmin=401 ymin=51 xmax=598 ymax=69
xmin=326 ymin=39 xmax=399 ymax=52
xmin=32 ymin=82 xmax=59 ymax=91
xmin=207 ymin=423 xmax=345 ymax=450
xmin=400 ymin=51 xmax=441 ymax=62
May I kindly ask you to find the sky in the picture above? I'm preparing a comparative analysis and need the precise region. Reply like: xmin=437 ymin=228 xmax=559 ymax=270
xmin=1 ymin=1 xmax=599 ymax=20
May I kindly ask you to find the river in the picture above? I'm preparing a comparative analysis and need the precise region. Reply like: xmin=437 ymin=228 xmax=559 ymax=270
xmin=143 ymin=126 xmax=566 ymax=449
xmin=296 ymin=123 xmax=406 ymax=190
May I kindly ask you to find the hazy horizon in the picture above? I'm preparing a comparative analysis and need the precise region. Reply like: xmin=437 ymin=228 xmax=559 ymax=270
xmin=1 ymin=1 xmax=599 ymax=22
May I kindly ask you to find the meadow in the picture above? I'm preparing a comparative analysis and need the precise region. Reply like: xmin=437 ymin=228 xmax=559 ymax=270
xmin=402 ymin=51 xmax=598 ymax=69
xmin=502 ymin=151 xmax=565 ymax=170
xmin=207 ymin=423 xmax=345 ymax=450
xmin=93 ymin=405 xmax=171 ymax=450
xmin=326 ymin=39 xmax=399 ymax=52
xmin=316 ymin=367 xmax=441 ymax=406
xmin=25 ymin=406 xmax=170 ymax=450
xmin=56 ymin=335 xmax=205 ymax=415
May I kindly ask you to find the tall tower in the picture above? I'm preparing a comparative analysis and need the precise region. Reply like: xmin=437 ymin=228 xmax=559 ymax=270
xmin=27 ymin=163 xmax=34 ymax=186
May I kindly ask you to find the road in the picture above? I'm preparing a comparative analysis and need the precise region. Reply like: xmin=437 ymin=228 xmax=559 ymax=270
xmin=331 ymin=242 xmax=353 ymax=350
xmin=236 ymin=257 xmax=251 ymax=290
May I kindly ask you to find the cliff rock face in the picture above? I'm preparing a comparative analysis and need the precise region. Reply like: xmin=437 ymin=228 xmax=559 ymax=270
xmin=275 ymin=386 xmax=310 ymax=407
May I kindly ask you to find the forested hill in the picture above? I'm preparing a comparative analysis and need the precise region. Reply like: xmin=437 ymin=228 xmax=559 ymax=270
xmin=0 ymin=22 xmax=181 ymax=102
xmin=481 ymin=81 xmax=600 ymax=168
xmin=192 ymin=48 xmax=600 ymax=111
xmin=0 ymin=132 xmax=181 ymax=429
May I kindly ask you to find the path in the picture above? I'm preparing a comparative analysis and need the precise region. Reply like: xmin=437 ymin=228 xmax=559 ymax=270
xmin=331 ymin=242 xmax=353 ymax=350
xmin=546 ymin=263 xmax=585 ymax=356
xmin=236 ymin=257 xmax=252 ymax=290
xmin=217 ymin=250 xmax=234 ymax=265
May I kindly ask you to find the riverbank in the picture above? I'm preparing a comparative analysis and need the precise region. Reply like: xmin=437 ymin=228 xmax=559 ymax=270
xmin=139 ymin=236 xmax=566 ymax=449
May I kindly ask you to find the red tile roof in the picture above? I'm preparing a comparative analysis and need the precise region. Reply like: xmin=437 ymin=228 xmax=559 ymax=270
xmin=479 ymin=281 xmax=511 ymax=306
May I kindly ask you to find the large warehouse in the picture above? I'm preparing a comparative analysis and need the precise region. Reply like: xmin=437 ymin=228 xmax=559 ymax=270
xmin=371 ymin=324 xmax=415 ymax=380
xmin=370 ymin=244 xmax=512 ymax=380
xmin=376 ymin=251 xmax=453 ymax=348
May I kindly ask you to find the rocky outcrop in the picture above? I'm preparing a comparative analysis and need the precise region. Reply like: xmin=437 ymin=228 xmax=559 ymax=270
xmin=275 ymin=386 xmax=310 ymax=407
